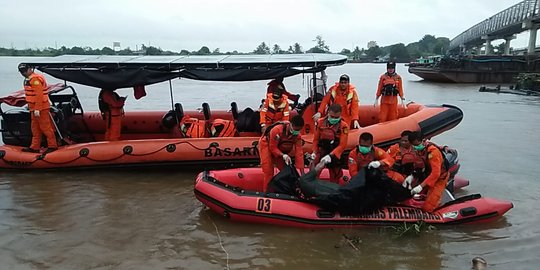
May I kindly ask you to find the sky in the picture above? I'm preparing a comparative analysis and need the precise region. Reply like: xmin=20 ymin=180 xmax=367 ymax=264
xmin=0 ymin=0 xmax=530 ymax=52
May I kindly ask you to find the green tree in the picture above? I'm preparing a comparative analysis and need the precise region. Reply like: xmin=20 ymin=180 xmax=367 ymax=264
xmin=389 ymin=43 xmax=410 ymax=61
xmin=197 ymin=46 xmax=211 ymax=55
xmin=253 ymin=42 xmax=270 ymax=54
xmin=340 ymin=48 xmax=351 ymax=54
xmin=101 ymin=46 xmax=115 ymax=55
xmin=352 ymin=46 xmax=362 ymax=60
xmin=212 ymin=48 xmax=221 ymax=55
xmin=272 ymin=44 xmax=283 ymax=54
xmin=69 ymin=46 xmax=85 ymax=55
xmin=293 ymin=43 xmax=303 ymax=54
xmin=366 ymin=45 xmax=382 ymax=60
xmin=307 ymin=35 xmax=330 ymax=53
xmin=418 ymin=34 xmax=437 ymax=52
xmin=180 ymin=49 xmax=190 ymax=55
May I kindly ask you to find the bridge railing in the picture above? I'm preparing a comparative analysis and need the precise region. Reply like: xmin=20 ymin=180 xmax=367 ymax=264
xmin=449 ymin=0 xmax=540 ymax=51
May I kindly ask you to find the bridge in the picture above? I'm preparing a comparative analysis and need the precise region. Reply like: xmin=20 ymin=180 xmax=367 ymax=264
xmin=449 ymin=0 xmax=540 ymax=54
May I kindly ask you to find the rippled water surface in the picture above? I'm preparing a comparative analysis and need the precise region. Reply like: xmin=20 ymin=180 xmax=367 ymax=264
xmin=1 ymin=56 xmax=539 ymax=269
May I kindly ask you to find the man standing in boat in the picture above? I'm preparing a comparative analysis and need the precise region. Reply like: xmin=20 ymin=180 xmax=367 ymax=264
xmin=258 ymin=115 xmax=305 ymax=192
xmin=18 ymin=63 xmax=58 ymax=153
xmin=312 ymin=104 xmax=349 ymax=184
xmin=374 ymin=61 xmax=405 ymax=122
xmin=98 ymin=89 xmax=126 ymax=141
xmin=266 ymin=77 xmax=300 ymax=103
xmin=406 ymin=131 xmax=449 ymax=213
xmin=260 ymin=87 xmax=290 ymax=132
xmin=313 ymin=74 xmax=360 ymax=129
xmin=348 ymin=132 xmax=394 ymax=178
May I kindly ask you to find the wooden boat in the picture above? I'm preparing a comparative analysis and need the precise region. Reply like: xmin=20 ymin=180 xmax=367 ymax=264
xmin=194 ymin=168 xmax=512 ymax=228
xmin=0 ymin=54 xmax=463 ymax=170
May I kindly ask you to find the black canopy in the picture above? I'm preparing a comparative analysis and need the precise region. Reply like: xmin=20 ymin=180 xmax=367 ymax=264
xmin=21 ymin=54 xmax=347 ymax=89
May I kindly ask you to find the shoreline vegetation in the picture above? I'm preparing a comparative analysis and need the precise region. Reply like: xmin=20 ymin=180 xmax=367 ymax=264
xmin=0 ymin=34 xmax=474 ymax=63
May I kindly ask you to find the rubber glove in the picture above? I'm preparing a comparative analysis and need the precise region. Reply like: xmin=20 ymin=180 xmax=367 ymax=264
xmin=353 ymin=120 xmax=361 ymax=129
xmin=260 ymin=124 xmax=266 ymax=133
xmin=34 ymin=110 xmax=40 ymax=117
xmin=402 ymin=175 xmax=414 ymax=189
xmin=401 ymin=97 xmax=406 ymax=109
xmin=411 ymin=185 xmax=423 ymax=195
xmin=321 ymin=155 xmax=332 ymax=164
xmin=313 ymin=112 xmax=321 ymax=121
xmin=283 ymin=154 xmax=292 ymax=165
xmin=310 ymin=153 xmax=316 ymax=161
xmin=368 ymin=161 xmax=381 ymax=169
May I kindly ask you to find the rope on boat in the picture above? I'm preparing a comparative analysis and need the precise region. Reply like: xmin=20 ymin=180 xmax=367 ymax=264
xmin=206 ymin=212 xmax=230 ymax=270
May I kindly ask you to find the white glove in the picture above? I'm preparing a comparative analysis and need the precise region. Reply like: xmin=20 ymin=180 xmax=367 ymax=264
xmin=373 ymin=97 xmax=379 ymax=107
xmin=353 ymin=120 xmax=360 ymax=129
xmin=33 ymin=110 xmax=40 ymax=117
xmin=321 ymin=155 xmax=332 ymax=164
xmin=310 ymin=153 xmax=316 ymax=161
xmin=368 ymin=161 xmax=381 ymax=169
xmin=282 ymin=154 xmax=291 ymax=165
xmin=402 ymin=175 xmax=413 ymax=189
xmin=411 ymin=185 xmax=423 ymax=195
xmin=313 ymin=112 xmax=321 ymax=121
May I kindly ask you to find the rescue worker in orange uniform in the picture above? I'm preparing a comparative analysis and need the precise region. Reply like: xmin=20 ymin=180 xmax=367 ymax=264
xmin=386 ymin=130 xmax=413 ymax=184
xmin=258 ymin=115 xmax=305 ymax=192
xmin=266 ymin=77 xmax=300 ymax=103
xmin=260 ymin=88 xmax=290 ymax=132
xmin=348 ymin=132 xmax=394 ymax=177
xmin=18 ymin=63 xmax=58 ymax=153
xmin=98 ymin=89 xmax=126 ymax=141
xmin=405 ymin=131 xmax=449 ymax=213
xmin=374 ymin=61 xmax=405 ymax=122
xmin=313 ymin=74 xmax=360 ymax=129
xmin=312 ymin=104 xmax=349 ymax=184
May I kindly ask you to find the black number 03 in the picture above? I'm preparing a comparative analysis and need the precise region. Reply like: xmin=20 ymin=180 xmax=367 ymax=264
xmin=256 ymin=198 xmax=272 ymax=213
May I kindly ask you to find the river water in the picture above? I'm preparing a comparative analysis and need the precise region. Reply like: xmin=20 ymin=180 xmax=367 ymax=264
xmin=0 ymin=56 xmax=539 ymax=270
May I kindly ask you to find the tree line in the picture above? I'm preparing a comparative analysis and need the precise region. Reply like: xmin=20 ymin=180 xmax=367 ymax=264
xmin=0 ymin=34 xmax=455 ymax=62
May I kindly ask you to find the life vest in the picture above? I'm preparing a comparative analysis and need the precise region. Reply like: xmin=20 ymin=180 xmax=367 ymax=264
xmin=24 ymin=73 xmax=49 ymax=106
xmin=180 ymin=117 xmax=207 ymax=138
xmin=380 ymin=73 xmax=401 ymax=96
xmin=412 ymin=142 xmax=449 ymax=181
xmin=329 ymin=85 xmax=355 ymax=115
xmin=317 ymin=118 xmax=342 ymax=154
xmin=210 ymin=119 xmax=236 ymax=137
xmin=352 ymin=147 xmax=375 ymax=168
xmin=263 ymin=121 xmax=300 ymax=154
xmin=261 ymin=94 xmax=289 ymax=124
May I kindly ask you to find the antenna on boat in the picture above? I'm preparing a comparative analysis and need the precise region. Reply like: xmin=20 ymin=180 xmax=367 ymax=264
xmin=168 ymin=79 xmax=174 ymax=110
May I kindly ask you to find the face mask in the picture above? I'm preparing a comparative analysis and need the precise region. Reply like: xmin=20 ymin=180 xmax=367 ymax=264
xmin=291 ymin=129 xmax=300 ymax=136
xmin=413 ymin=144 xmax=425 ymax=151
xmin=358 ymin=146 xmax=371 ymax=154
xmin=327 ymin=117 xmax=341 ymax=125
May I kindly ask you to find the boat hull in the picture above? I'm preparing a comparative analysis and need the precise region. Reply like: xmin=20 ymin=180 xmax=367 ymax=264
xmin=194 ymin=168 xmax=512 ymax=228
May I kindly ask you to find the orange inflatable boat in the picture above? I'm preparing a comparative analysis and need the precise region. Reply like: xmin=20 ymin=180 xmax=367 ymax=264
xmin=0 ymin=54 xmax=463 ymax=170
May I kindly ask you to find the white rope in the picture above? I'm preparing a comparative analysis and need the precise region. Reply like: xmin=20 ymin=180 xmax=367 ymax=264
xmin=208 ymin=214 xmax=230 ymax=270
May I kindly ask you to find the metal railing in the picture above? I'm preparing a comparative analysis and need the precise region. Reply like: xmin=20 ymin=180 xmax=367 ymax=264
xmin=449 ymin=0 xmax=540 ymax=51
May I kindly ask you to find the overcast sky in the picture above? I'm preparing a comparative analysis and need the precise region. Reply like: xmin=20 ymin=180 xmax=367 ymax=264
xmin=0 ymin=0 xmax=530 ymax=52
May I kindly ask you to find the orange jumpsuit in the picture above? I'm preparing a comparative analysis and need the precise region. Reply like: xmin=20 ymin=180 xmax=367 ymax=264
xmin=260 ymin=94 xmax=290 ymax=127
xmin=267 ymin=80 xmax=299 ymax=102
xmin=415 ymin=143 xmax=449 ymax=212
xmin=376 ymin=73 xmax=404 ymax=122
xmin=313 ymin=117 xmax=349 ymax=184
xmin=100 ymin=90 xmax=125 ymax=141
xmin=318 ymin=83 xmax=359 ymax=127
xmin=24 ymin=73 xmax=58 ymax=150
xmin=348 ymin=146 xmax=394 ymax=177
xmin=258 ymin=122 xmax=304 ymax=192
xmin=386 ymin=143 xmax=414 ymax=183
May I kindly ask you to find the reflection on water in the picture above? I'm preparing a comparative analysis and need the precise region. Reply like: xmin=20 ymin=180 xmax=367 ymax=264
xmin=1 ymin=57 xmax=540 ymax=269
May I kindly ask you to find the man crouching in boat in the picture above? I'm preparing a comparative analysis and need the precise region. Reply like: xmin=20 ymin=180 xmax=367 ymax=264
xmin=312 ymin=104 xmax=349 ymax=184
xmin=386 ymin=130 xmax=414 ymax=184
xmin=258 ymin=115 xmax=305 ymax=192
xmin=406 ymin=131 xmax=449 ymax=212
xmin=348 ymin=132 xmax=394 ymax=179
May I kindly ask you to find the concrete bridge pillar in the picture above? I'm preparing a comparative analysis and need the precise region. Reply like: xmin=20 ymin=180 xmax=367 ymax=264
xmin=504 ymin=35 xmax=516 ymax=55
xmin=481 ymin=35 xmax=492 ymax=55
xmin=528 ymin=27 xmax=538 ymax=54
xmin=523 ymin=20 xmax=540 ymax=54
